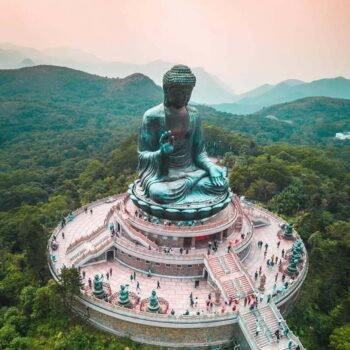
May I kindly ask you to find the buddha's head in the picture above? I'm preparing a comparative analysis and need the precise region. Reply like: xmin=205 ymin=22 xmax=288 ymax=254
xmin=163 ymin=65 xmax=196 ymax=108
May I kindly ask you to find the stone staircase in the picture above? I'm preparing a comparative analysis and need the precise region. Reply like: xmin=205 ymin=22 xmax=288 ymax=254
xmin=241 ymin=308 xmax=272 ymax=349
xmin=225 ymin=253 xmax=240 ymax=273
xmin=208 ymin=256 xmax=226 ymax=278
xmin=240 ymin=303 xmax=300 ymax=350
xmin=114 ymin=208 xmax=158 ymax=249
xmin=206 ymin=253 xmax=254 ymax=300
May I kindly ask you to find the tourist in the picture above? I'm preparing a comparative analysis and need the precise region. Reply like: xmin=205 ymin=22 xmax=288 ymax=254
xmin=88 ymin=278 xmax=92 ymax=288
xmin=265 ymin=243 xmax=268 ymax=252
xmin=256 ymin=324 xmax=261 ymax=336
xmin=279 ymin=260 xmax=282 ymax=268
xmin=275 ymin=256 xmax=278 ymax=264
xmin=82 ymin=271 xmax=86 ymax=279
xmin=275 ymin=329 xmax=280 ymax=343
xmin=266 ymin=259 xmax=270 ymax=267
xmin=84 ymin=207 xmax=88 ymax=214
xmin=241 ymin=233 xmax=245 ymax=240
xmin=106 ymin=272 xmax=109 ymax=280
xmin=227 ymin=245 xmax=231 ymax=253
xmin=110 ymin=267 xmax=112 ymax=276
xmin=275 ymin=273 xmax=279 ymax=282
xmin=277 ymin=241 xmax=280 ymax=248
xmin=281 ymin=249 xmax=285 ymax=258
xmin=264 ymin=251 xmax=267 ymax=259
xmin=170 ymin=309 xmax=175 ymax=315
xmin=221 ymin=306 xmax=225 ymax=313
xmin=288 ymin=339 xmax=294 ymax=350
xmin=267 ymin=294 xmax=272 ymax=303
xmin=244 ymin=297 xmax=247 ymax=307
xmin=271 ymin=254 xmax=275 ymax=262
xmin=208 ymin=293 xmax=212 ymax=300
xmin=90 ymin=209 xmax=93 ymax=215
xmin=183 ymin=309 xmax=190 ymax=316
xmin=232 ymin=304 xmax=237 ymax=312
xmin=180 ymin=247 xmax=183 ymax=254
xmin=130 ymin=274 xmax=133 ymax=283
xmin=208 ymin=241 xmax=212 ymax=250
xmin=282 ymin=274 xmax=286 ymax=282
xmin=136 ymin=281 xmax=141 ymax=292
xmin=133 ymin=271 xmax=136 ymax=280
xmin=254 ymin=271 xmax=258 ymax=281
xmin=157 ymin=281 xmax=161 ymax=289
xmin=259 ymin=293 xmax=264 ymax=302
xmin=62 ymin=231 xmax=65 ymax=239
xmin=259 ymin=266 xmax=262 ymax=275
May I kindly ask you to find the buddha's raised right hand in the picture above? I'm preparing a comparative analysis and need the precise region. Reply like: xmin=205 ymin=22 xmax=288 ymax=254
xmin=159 ymin=130 xmax=174 ymax=155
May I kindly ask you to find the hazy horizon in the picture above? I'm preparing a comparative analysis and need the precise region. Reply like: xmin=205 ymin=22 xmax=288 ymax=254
xmin=1 ymin=0 xmax=350 ymax=93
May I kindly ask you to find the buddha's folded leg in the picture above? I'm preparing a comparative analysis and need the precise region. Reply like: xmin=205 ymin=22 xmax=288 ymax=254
xmin=148 ymin=179 xmax=189 ymax=204
xmin=194 ymin=176 xmax=228 ymax=195
xmin=148 ymin=169 xmax=207 ymax=204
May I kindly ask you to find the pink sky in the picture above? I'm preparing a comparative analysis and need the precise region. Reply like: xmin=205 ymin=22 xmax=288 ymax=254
xmin=0 ymin=0 xmax=349 ymax=92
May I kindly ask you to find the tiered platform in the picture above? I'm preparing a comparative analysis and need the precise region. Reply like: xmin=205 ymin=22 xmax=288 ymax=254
xmin=48 ymin=193 xmax=307 ymax=349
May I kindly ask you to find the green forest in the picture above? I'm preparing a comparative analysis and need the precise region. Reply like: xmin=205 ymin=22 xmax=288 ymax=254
xmin=0 ymin=66 xmax=349 ymax=349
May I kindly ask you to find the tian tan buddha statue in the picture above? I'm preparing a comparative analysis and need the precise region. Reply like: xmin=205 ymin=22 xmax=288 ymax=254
xmin=130 ymin=65 xmax=231 ymax=220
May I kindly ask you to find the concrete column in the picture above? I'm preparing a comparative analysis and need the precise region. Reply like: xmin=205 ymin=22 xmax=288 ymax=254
xmin=218 ymin=231 xmax=224 ymax=243
xmin=191 ymin=237 xmax=196 ymax=249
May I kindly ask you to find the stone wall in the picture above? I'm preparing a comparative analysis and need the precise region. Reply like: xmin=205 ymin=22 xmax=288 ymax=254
xmin=116 ymin=249 xmax=204 ymax=277
xmin=73 ymin=299 xmax=248 ymax=349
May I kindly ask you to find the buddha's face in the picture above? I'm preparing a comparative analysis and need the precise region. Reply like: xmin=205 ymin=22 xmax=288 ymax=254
xmin=165 ymin=85 xmax=193 ymax=108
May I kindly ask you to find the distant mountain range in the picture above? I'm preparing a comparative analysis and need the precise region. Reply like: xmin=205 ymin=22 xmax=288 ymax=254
xmin=1 ymin=65 xmax=349 ymax=149
xmin=212 ymin=77 xmax=350 ymax=114
xmin=1 ymin=43 xmax=350 ymax=110
xmin=0 ymin=43 xmax=235 ymax=104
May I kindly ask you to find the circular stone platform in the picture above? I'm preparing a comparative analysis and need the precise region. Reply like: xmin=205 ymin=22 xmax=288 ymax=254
xmin=48 ymin=193 xmax=307 ymax=349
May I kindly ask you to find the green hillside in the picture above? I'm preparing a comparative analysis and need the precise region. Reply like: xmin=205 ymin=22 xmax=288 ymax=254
xmin=200 ymin=96 xmax=350 ymax=145
xmin=0 ymin=66 xmax=349 ymax=349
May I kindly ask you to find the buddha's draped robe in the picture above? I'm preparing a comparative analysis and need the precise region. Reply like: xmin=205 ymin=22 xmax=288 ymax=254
xmin=138 ymin=104 xmax=227 ymax=204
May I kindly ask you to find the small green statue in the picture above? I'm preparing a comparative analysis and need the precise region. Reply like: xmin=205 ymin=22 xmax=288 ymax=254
xmin=117 ymin=284 xmax=131 ymax=307
xmin=284 ymin=223 xmax=294 ymax=240
xmin=92 ymin=274 xmax=106 ymax=299
xmin=148 ymin=290 xmax=160 ymax=313
xmin=287 ymin=258 xmax=299 ymax=275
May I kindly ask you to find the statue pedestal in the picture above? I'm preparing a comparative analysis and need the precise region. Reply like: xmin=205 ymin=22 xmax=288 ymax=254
xmin=93 ymin=289 xmax=106 ymax=300
xmin=129 ymin=182 xmax=232 ymax=221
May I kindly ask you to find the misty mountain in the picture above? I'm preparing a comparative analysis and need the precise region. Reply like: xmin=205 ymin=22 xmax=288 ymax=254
xmin=0 ymin=43 xmax=235 ymax=104
xmin=1 ymin=65 xmax=349 ymax=150
xmin=0 ymin=65 xmax=162 ymax=117
xmin=212 ymin=77 xmax=350 ymax=114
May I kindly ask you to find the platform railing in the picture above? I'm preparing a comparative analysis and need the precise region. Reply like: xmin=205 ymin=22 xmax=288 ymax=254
xmin=78 ymin=292 xmax=239 ymax=324
xmin=125 ymin=202 xmax=238 ymax=236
